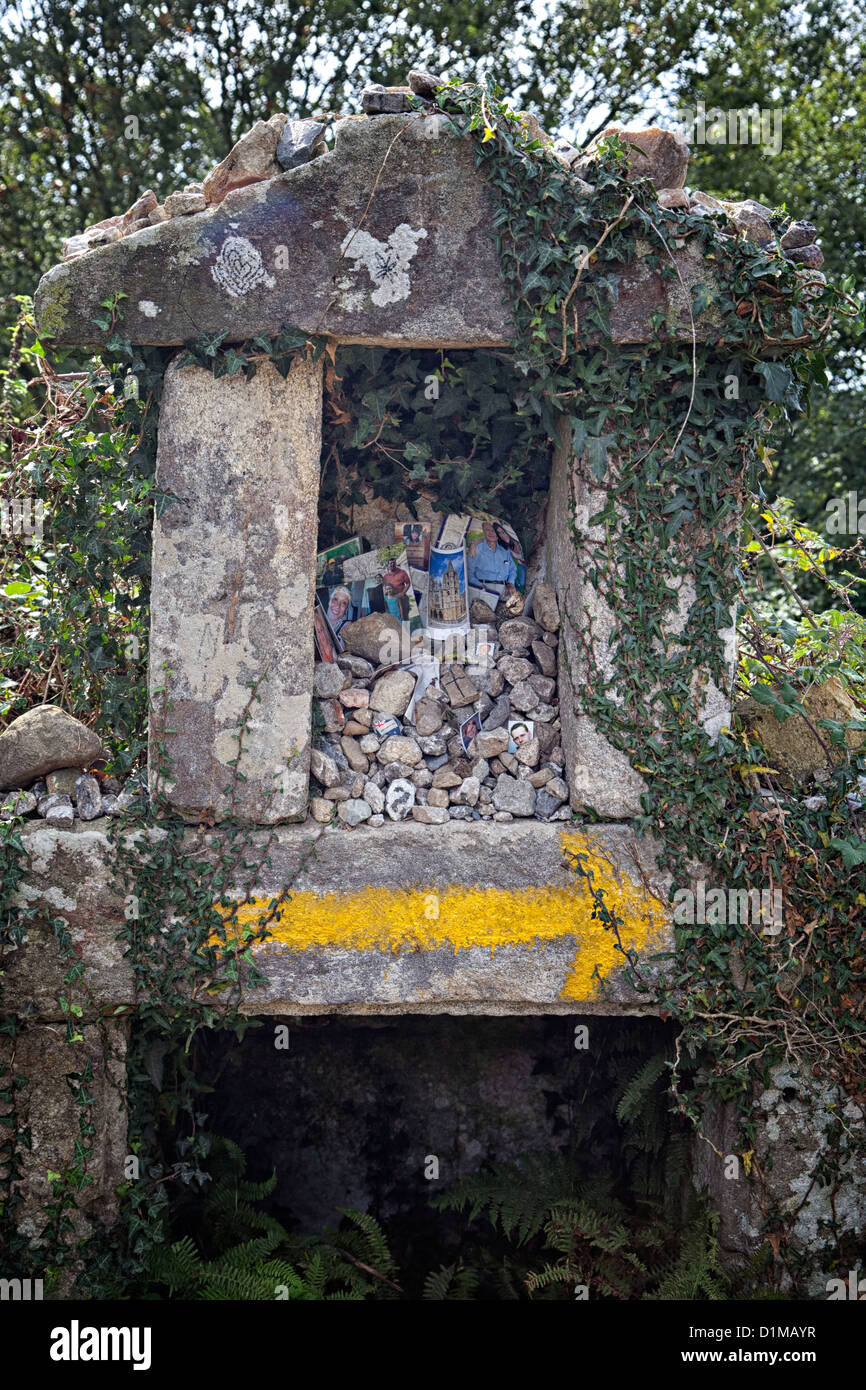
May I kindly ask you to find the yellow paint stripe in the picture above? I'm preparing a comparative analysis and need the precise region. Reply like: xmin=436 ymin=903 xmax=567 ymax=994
xmin=216 ymin=830 xmax=669 ymax=1000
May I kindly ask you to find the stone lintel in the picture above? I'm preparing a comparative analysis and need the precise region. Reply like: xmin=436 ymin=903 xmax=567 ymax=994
xmin=9 ymin=820 xmax=674 ymax=1017
xmin=35 ymin=115 xmax=729 ymax=351
xmin=148 ymin=354 xmax=322 ymax=823
xmin=210 ymin=819 xmax=674 ymax=1013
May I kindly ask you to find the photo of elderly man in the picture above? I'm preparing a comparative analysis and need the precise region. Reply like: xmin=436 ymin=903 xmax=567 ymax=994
xmin=466 ymin=519 xmax=519 ymax=592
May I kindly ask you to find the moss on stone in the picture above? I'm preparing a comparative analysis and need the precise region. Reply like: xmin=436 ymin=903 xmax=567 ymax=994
xmin=34 ymin=271 xmax=73 ymax=342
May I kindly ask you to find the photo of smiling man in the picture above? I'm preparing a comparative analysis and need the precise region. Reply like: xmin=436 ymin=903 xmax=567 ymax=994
xmin=466 ymin=518 xmax=519 ymax=593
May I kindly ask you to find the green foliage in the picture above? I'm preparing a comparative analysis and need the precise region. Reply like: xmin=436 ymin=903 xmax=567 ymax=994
xmin=0 ymin=302 xmax=167 ymax=770
xmin=422 ymin=1262 xmax=480 ymax=1300
xmin=176 ymin=323 xmax=329 ymax=381
xmin=434 ymin=1158 xmax=731 ymax=1300
xmin=137 ymin=1139 xmax=402 ymax=1301
xmin=674 ymin=2 xmax=866 ymax=612
xmin=318 ymin=346 xmax=553 ymax=552
xmin=416 ymin=1028 xmax=739 ymax=1301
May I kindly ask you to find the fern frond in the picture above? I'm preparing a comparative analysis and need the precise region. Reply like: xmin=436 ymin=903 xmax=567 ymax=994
xmin=616 ymin=1051 xmax=669 ymax=1123
xmin=339 ymin=1209 xmax=398 ymax=1280
xmin=525 ymin=1259 xmax=577 ymax=1294
xmin=423 ymin=1262 xmax=479 ymax=1300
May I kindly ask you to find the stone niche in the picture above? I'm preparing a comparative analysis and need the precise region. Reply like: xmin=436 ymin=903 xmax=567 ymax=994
xmin=307 ymin=417 xmax=571 ymax=831
xmin=149 ymin=350 xmax=735 ymax=832
xmin=148 ymin=339 xmax=732 ymax=832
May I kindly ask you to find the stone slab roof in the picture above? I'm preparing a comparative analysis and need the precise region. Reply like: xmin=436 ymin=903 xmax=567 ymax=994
xmin=34 ymin=113 xmax=726 ymax=350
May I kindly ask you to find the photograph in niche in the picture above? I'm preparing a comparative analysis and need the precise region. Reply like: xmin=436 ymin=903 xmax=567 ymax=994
xmin=507 ymin=718 xmax=535 ymax=754
xmin=316 ymin=536 xmax=362 ymax=587
xmin=465 ymin=515 xmax=526 ymax=603
xmin=313 ymin=595 xmax=343 ymax=660
xmin=317 ymin=583 xmax=357 ymax=638
xmin=345 ymin=544 xmax=423 ymax=629
xmin=426 ymin=544 xmax=469 ymax=631
xmin=460 ymin=711 xmax=483 ymax=753
xmin=380 ymin=545 xmax=423 ymax=628
xmin=396 ymin=520 xmax=431 ymax=572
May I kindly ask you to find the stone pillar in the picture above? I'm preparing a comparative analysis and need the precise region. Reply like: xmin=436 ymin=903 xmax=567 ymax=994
xmin=149 ymin=354 xmax=323 ymax=823
xmin=546 ymin=414 xmax=737 ymax=819
xmin=692 ymin=1067 xmax=866 ymax=1293
xmin=0 ymin=1021 xmax=129 ymax=1261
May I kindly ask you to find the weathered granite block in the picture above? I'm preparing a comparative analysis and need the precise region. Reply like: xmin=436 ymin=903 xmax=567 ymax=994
xmin=34 ymin=114 xmax=728 ymax=351
xmin=0 ymin=1021 xmax=129 ymax=1245
xmin=5 ymin=824 xmax=133 ymax=1018
xmin=8 ymin=819 xmax=673 ymax=1017
xmin=693 ymin=1066 xmax=866 ymax=1293
xmin=211 ymin=819 xmax=674 ymax=1013
xmin=546 ymin=413 xmax=736 ymax=818
xmin=149 ymin=354 xmax=323 ymax=823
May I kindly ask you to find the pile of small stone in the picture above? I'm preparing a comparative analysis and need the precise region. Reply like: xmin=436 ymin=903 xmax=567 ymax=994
xmin=60 ymin=80 xmax=824 ymax=283
xmin=537 ymin=125 xmax=826 ymax=270
xmin=62 ymin=189 xmax=180 ymax=261
xmin=309 ymin=582 xmax=571 ymax=828
xmin=685 ymin=193 xmax=824 ymax=268
xmin=0 ymin=770 xmax=147 ymax=825
xmin=0 ymin=704 xmax=146 ymax=823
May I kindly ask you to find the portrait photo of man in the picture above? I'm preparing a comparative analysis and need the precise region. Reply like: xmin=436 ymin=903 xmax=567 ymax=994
xmin=466 ymin=519 xmax=519 ymax=592
xmin=460 ymin=713 xmax=482 ymax=753
xmin=507 ymin=719 xmax=534 ymax=754
xmin=320 ymin=554 xmax=344 ymax=586
xmin=396 ymin=521 xmax=431 ymax=571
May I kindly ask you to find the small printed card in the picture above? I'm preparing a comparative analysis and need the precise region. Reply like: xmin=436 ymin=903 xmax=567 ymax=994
xmin=395 ymin=521 xmax=431 ymax=571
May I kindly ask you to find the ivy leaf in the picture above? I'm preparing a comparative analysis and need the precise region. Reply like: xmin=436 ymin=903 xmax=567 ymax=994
xmin=692 ymin=283 xmax=716 ymax=316
xmin=520 ymin=269 xmax=549 ymax=296
xmin=196 ymin=330 xmax=227 ymax=359
xmin=223 ymin=349 xmax=247 ymax=376
xmin=586 ymin=434 xmax=614 ymax=482
xmin=754 ymin=360 xmax=794 ymax=404
xmin=748 ymin=684 xmax=794 ymax=721
xmin=403 ymin=439 xmax=432 ymax=463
